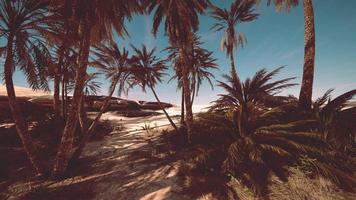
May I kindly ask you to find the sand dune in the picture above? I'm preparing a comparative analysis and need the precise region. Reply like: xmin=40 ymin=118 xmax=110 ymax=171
xmin=0 ymin=84 xmax=50 ymax=97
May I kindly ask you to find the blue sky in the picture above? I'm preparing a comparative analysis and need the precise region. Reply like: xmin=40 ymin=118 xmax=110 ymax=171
xmin=4 ymin=0 xmax=356 ymax=105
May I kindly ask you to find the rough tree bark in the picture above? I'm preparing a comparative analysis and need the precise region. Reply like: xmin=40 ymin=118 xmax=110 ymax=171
xmin=180 ymin=46 xmax=194 ymax=143
xmin=299 ymin=0 xmax=315 ymax=109
xmin=52 ymin=23 xmax=91 ymax=177
xmin=229 ymin=46 xmax=238 ymax=82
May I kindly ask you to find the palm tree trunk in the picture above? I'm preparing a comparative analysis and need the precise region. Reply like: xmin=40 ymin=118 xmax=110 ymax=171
xmin=78 ymin=94 xmax=89 ymax=135
xmin=53 ymin=75 xmax=61 ymax=120
xmin=65 ymin=81 xmax=69 ymax=112
xmin=61 ymin=76 xmax=66 ymax=117
xmin=54 ymin=47 xmax=65 ymax=121
xmin=191 ymin=79 xmax=196 ymax=105
xmin=181 ymin=87 xmax=185 ymax=125
xmin=181 ymin=47 xmax=194 ymax=143
xmin=299 ymin=0 xmax=315 ymax=109
xmin=4 ymin=35 xmax=46 ymax=175
xmin=70 ymin=79 xmax=118 ymax=162
xmin=53 ymin=24 xmax=91 ymax=177
xmin=229 ymin=47 xmax=238 ymax=81
xmin=150 ymin=86 xmax=178 ymax=131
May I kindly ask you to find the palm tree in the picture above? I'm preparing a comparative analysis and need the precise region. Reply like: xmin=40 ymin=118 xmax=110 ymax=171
xmin=131 ymin=44 xmax=178 ymax=131
xmin=206 ymin=67 xmax=355 ymax=196
xmin=188 ymin=36 xmax=218 ymax=105
xmin=169 ymin=61 xmax=185 ymax=125
xmin=70 ymin=43 xmax=133 ymax=162
xmin=44 ymin=15 xmax=79 ymax=121
xmin=0 ymin=0 xmax=53 ymax=175
xmin=59 ymin=49 xmax=77 ymax=118
xmin=77 ymin=73 xmax=102 ymax=141
xmin=147 ymin=0 xmax=210 ymax=143
xmin=167 ymin=34 xmax=217 ymax=125
xmin=51 ymin=0 xmax=144 ymax=177
xmin=211 ymin=0 xmax=258 ymax=81
xmin=264 ymin=0 xmax=315 ymax=109
xmin=312 ymin=89 xmax=356 ymax=150
xmin=212 ymin=67 xmax=297 ymax=137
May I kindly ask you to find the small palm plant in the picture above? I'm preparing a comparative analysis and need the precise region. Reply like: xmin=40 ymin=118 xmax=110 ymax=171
xmin=130 ymin=44 xmax=178 ymax=131
xmin=189 ymin=67 xmax=355 ymax=197
xmin=312 ymin=89 xmax=356 ymax=152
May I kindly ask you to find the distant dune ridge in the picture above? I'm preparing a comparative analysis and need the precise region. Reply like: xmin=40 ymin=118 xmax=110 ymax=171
xmin=0 ymin=84 xmax=50 ymax=97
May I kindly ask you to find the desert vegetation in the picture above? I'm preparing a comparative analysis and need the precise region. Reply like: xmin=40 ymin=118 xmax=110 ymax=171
xmin=0 ymin=0 xmax=355 ymax=199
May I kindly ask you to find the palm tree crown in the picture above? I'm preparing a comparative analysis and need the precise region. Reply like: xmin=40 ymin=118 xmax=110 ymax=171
xmin=92 ymin=44 xmax=133 ymax=96
xmin=211 ymin=0 xmax=258 ymax=56
xmin=0 ymin=0 xmax=53 ymax=90
xmin=130 ymin=45 xmax=167 ymax=90
xmin=147 ymin=0 xmax=210 ymax=45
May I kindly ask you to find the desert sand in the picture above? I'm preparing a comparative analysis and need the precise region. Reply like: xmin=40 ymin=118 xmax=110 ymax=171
xmin=0 ymin=84 xmax=50 ymax=97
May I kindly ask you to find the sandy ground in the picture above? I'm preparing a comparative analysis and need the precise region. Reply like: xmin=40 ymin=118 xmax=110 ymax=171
xmin=78 ymin=111 xmax=188 ymax=200
xmin=0 ymin=85 xmax=50 ymax=97
xmin=2 ymin=108 xmax=199 ymax=200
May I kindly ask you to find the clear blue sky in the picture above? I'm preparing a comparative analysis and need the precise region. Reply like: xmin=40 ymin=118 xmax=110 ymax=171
xmin=3 ymin=0 xmax=356 ymax=105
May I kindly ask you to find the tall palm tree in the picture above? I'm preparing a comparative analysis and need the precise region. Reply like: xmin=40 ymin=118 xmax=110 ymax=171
xmin=167 ymin=34 xmax=217 ymax=118
xmin=131 ymin=44 xmax=178 ymax=131
xmin=265 ymin=0 xmax=315 ymax=109
xmin=0 ymin=0 xmax=53 ymax=175
xmin=148 ymin=0 xmax=210 ymax=142
xmin=211 ymin=0 xmax=258 ymax=80
xmin=70 ymin=43 xmax=133 ymax=162
xmin=43 ymin=13 xmax=79 ymax=121
xmin=170 ymin=61 xmax=185 ymax=125
xmin=299 ymin=0 xmax=315 ymax=109
xmin=188 ymin=37 xmax=217 ymax=105
xmin=51 ymin=0 xmax=143 ymax=177
xmin=59 ymin=48 xmax=77 ymax=117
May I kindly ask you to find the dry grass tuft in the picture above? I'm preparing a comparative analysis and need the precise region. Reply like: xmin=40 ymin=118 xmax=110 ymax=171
xmin=269 ymin=167 xmax=356 ymax=200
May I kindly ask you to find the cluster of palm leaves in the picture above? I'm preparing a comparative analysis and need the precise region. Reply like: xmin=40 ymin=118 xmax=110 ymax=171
xmin=183 ymin=67 xmax=356 ymax=197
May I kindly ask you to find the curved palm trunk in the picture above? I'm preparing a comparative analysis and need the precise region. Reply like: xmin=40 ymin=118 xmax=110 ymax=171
xmin=150 ymin=86 xmax=178 ymax=131
xmin=181 ymin=47 xmax=194 ymax=143
xmin=299 ymin=0 xmax=315 ymax=109
xmin=53 ymin=25 xmax=91 ymax=177
xmin=181 ymin=87 xmax=185 ymax=125
xmin=70 ymin=79 xmax=118 ymax=162
xmin=4 ymin=35 xmax=46 ymax=175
